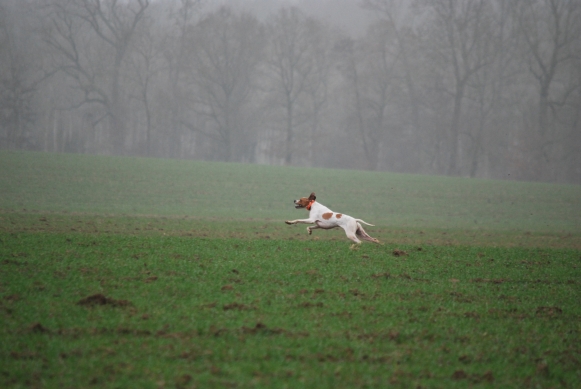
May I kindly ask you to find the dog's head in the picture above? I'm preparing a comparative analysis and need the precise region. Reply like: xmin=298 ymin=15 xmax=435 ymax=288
xmin=293 ymin=192 xmax=316 ymax=209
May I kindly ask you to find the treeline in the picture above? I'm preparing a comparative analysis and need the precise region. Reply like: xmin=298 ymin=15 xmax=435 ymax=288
xmin=1 ymin=0 xmax=580 ymax=183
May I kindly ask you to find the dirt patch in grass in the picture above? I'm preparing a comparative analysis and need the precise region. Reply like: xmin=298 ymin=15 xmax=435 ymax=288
xmin=223 ymin=302 xmax=255 ymax=311
xmin=240 ymin=322 xmax=286 ymax=336
xmin=77 ymin=294 xmax=132 ymax=307
xmin=535 ymin=306 xmax=563 ymax=317
xmin=452 ymin=369 xmax=494 ymax=383
xmin=471 ymin=278 xmax=507 ymax=284
xmin=299 ymin=302 xmax=324 ymax=308
xmin=27 ymin=322 xmax=50 ymax=333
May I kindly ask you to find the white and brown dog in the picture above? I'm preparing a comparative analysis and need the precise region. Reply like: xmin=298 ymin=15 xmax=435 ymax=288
xmin=285 ymin=192 xmax=380 ymax=247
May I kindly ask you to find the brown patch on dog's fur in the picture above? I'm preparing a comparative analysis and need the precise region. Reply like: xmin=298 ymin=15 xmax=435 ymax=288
xmin=322 ymin=212 xmax=333 ymax=220
xmin=336 ymin=214 xmax=342 ymax=219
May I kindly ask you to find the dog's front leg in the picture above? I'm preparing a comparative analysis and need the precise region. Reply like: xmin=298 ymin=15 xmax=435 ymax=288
xmin=285 ymin=218 xmax=315 ymax=225
xmin=285 ymin=219 xmax=317 ymax=235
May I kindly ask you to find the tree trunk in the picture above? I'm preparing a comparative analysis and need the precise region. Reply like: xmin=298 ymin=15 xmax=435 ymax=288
xmin=448 ymin=84 xmax=465 ymax=175
xmin=285 ymin=97 xmax=294 ymax=165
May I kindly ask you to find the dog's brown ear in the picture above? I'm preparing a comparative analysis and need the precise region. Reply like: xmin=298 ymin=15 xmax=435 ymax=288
xmin=308 ymin=192 xmax=316 ymax=201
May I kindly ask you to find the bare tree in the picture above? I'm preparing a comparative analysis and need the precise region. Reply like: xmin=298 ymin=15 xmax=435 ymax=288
xmin=512 ymin=0 xmax=581 ymax=179
xmin=162 ymin=0 xmax=202 ymax=157
xmin=361 ymin=0 xmax=422 ymax=138
xmin=337 ymin=23 xmax=399 ymax=171
xmin=43 ymin=0 xmax=149 ymax=154
xmin=304 ymin=21 xmax=334 ymax=167
xmin=178 ymin=7 xmax=264 ymax=162
xmin=461 ymin=0 xmax=521 ymax=178
xmin=418 ymin=0 xmax=497 ymax=175
xmin=336 ymin=37 xmax=366 ymax=167
xmin=126 ymin=10 xmax=165 ymax=157
xmin=0 ymin=1 xmax=32 ymax=148
xmin=0 ymin=0 xmax=50 ymax=149
xmin=266 ymin=7 xmax=325 ymax=165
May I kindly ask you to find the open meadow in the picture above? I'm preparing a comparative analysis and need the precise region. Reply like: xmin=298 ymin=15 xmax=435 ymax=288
xmin=1 ymin=151 xmax=580 ymax=388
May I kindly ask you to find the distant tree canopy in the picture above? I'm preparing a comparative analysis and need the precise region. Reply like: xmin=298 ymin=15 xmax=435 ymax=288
xmin=0 ymin=0 xmax=580 ymax=183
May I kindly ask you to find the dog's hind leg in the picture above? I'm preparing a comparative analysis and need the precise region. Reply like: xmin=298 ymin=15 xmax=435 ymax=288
xmin=342 ymin=226 xmax=362 ymax=249
xmin=356 ymin=223 xmax=381 ymax=244
xmin=347 ymin=234 xmax=362 ymax=250
xmin=346 ymin=233 xmax=361 ymax=244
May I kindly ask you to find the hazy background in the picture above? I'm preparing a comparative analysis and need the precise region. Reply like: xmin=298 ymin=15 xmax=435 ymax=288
xmin=1 ymin=0 xmax=580 ymax=183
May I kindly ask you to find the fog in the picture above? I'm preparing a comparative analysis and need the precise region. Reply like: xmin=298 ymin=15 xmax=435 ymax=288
xmin=1 ymin=0 xmax=580 ymax=183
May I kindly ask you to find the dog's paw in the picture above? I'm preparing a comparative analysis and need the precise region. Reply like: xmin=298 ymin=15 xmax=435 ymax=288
xmin=307 ymin=227 xmax=312 ymax=235
xmin=285 ymin=221 xmax=292 ymax=225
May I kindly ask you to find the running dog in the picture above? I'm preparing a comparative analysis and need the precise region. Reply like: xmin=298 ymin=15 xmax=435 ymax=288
xmin=285 ymin=192 xmax=380 ymax=247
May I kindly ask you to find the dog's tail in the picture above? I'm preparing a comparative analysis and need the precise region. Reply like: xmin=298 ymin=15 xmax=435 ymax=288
xmin=355 ymin=219 xmax=374 ymax=227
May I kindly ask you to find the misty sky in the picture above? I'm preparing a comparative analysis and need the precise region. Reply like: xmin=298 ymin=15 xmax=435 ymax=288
xmin=211 ymin=0 xmax=374 ymax=35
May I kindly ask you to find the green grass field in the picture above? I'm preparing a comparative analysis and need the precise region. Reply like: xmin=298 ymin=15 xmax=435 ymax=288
xmin=1 ymin=151 xmax=580 ymax=388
